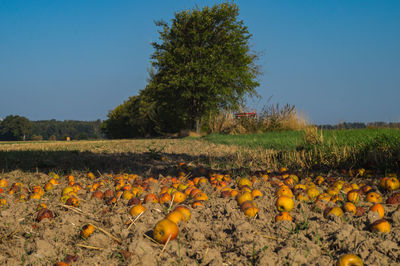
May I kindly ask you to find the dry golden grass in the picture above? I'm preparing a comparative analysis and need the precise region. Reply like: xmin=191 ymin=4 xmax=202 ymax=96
xmin=303 ymin=125 xmax=324 ymax=146
xmin=206 ymin=105 xmax=308 ymax=134
xmin=281 ymin=110 xmax=308 ymax=131
xmin=206 ymin=111 xmax=237 ymax=134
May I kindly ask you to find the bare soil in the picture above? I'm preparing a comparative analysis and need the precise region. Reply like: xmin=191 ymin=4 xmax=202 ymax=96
xmin=0 ymin=140 xmax=399 ymax=265
xmin=0 ymin=169 xmax=399 ymax=265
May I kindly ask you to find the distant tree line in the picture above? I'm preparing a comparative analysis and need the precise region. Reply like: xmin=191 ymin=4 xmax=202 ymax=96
xmin=31 ymin=119 xmax=103 ymax=140
xmin=1 ymin=114 xmax=398 ymax=142
xmin=319 ymin=122 xmax=400 ymax=130
xmin=0 ymin=115 xmax=103 ymax=141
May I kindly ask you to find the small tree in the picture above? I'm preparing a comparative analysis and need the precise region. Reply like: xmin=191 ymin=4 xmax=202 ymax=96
xmin=0 ymin=115 xmax=32 ymax=141
xmin=148 ymin=2 xmax=260 ymax=133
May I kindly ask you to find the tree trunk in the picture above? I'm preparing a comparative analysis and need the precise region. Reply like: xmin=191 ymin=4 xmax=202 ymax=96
xmin=195 ymin=118 xmax=202 ymax=135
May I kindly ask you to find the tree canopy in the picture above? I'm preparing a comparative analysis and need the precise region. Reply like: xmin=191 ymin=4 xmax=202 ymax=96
xmin=103 ymin=2 xmax=260 ymax=138
xmin=0 ymin=115 xmax=32 ymax=141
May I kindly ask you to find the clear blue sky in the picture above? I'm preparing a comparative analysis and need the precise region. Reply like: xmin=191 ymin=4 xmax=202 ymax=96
xmin=1 ymin=0 xmax=399 ymax=125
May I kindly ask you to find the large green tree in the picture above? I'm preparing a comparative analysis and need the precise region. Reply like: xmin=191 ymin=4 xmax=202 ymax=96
xmin=148 ymin=2 xmax=260 ymax=132
xmin=102 ymin=2 xmax=260 ymax=138
xmin=0 ymin=115 xmax=32 ymax=141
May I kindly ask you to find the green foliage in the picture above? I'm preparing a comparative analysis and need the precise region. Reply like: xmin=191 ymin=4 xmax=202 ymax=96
xmin=0 ymin=117 xmax=99 ymax=142
xmin=204 ymin=130 xmax=303 ymax=150
xmin=149 ymin=2 xmax=260 ymax=132
xmin=102 ymin=2 xmax=260 ymax=138
xmin=205 ymin=128 xmax=400 ymax=151
xmin=359 ymin=133 xmax=400 ymax=171
xmin=204 ymin=129 xmax=400 ymax=171
xmin=0 ymin=115 xmax=32 ymax=141
xmin=101 ymin=98 xmax=135 ymax=139
xmin=101 ymin=94 xmax=159 ymax=139
xmin=32 ymin=119 xmax=102 ymax=140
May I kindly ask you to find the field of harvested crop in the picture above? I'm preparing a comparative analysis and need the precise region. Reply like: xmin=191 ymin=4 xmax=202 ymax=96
xmin=0 ymin=138 xmax=399 ymax=265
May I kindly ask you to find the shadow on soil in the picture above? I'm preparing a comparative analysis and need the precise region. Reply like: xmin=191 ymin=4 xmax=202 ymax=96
xmin=0 ymin=150 xmax=254 ymax=176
